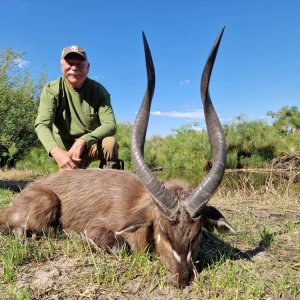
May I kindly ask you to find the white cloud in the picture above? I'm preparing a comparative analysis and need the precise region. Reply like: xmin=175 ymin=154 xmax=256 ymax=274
xmin=92 ymin=74 xmax=105 ymax=80
xmin=179 ymin=79 xmax=191 ymax=86
xmin=14 ymin=57 xmax=30 ymax=68
xmin=151 ymin=109 xmax=204 ymax=119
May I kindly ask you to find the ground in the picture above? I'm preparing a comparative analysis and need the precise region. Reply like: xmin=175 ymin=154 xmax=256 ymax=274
xmin=0 ymin=169 xmax=299 ymax=299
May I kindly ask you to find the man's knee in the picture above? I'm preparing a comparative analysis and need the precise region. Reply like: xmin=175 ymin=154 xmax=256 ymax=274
xmin=98 ymin=136 xmax=124 ymax=169
xmin=102 ymin=136 xmax=118 ymax=151
xmin=100 ymin=136 xmax=119 ymax=161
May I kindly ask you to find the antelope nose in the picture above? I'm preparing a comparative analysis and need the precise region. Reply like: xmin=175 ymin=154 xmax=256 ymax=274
xmin=170 ymin=269 xmax=192 ymax=288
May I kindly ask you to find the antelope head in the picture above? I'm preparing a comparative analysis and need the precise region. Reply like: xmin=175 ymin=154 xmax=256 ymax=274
xmin=130 ymin=28 xmax=234 ymax=287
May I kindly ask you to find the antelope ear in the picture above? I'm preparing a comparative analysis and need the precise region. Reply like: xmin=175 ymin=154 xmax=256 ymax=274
xmin=115 ymin=208 xmax=151 ymax=235
xmin=202 ymin=206 xmax=236 ymax=234
xmin=115 ymin=222 xmax=150 ymax=235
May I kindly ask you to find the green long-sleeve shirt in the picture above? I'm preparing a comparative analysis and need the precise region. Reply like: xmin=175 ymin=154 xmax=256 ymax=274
xmin=35 ymin=77 xmax=117 ymax=153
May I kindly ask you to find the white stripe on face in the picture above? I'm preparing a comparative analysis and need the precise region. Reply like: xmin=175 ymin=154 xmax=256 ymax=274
xmin=157 ymin=233 xmax=161 ymax=244
xmin=187 ymin=249 xmax=192 ymax=262
xmin=172 ymin=250 xmax=181 ymax=263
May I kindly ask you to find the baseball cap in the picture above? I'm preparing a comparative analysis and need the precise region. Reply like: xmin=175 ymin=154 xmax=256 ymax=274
xmin=61 ymin=45 xmax=87 ymax=60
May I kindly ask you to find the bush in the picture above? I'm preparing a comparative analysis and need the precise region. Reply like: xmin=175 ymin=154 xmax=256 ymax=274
xmin=15 ymin=147 xmax=58 ymax=174
xmin=150 ymin=127 xmax=210 ymax=186
xmin=225 ymin=119 xmax=279 ymax=168
xmin=116 ymin=122 xmax=133 ymax=170
xmin=0 ymin=48 xmax=45 ymax=168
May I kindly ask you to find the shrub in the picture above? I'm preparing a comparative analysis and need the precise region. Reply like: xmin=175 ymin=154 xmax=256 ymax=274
xmin=15 ymin=147 xmax=58 ymax=174
xmin=0 ymin=48 xmax=45 ymax=168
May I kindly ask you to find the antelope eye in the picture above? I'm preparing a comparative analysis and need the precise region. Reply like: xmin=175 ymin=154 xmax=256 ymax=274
xmin=160 ymin=229 xmax=167 ymax=239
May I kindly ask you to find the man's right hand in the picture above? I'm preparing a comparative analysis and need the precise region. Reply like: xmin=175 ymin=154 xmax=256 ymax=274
xmin=50 ymin=146 xmax=80 ymax=169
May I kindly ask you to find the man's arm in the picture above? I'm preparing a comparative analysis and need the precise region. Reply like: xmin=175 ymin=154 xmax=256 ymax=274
xmin=35 ymin=84 xmax=78 ymax=169
xmin=35 ymin=85 xmax=59 ymax=153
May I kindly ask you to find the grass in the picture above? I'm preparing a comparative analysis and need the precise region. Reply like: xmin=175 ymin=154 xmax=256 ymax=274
xmin=0 ymin=170 xmax=299 ymax=299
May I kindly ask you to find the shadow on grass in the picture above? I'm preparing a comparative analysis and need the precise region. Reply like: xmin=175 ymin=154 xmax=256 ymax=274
xmin=195 ymin=230 xmax=274 ymax=272
xmin=0 ymin=180 xmax=30 ymax=192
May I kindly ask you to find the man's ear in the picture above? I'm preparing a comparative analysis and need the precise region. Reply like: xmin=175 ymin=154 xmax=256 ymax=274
xmin=202 ymin=206 xmax=236 ymax=234
xmin=60 ymin=59 xmax=64 ymax=72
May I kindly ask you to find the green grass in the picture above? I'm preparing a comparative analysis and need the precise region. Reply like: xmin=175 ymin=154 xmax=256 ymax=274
xmin=0 ymin=170 xmax=299 ymax=299
xmin=15 ymin=147 xmax=59 ymax=174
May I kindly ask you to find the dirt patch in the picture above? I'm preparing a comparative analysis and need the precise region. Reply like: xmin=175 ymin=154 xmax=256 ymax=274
xmin=17 ymin=266 xmax=61 ymax=292
xmin=271 ymin=153 xmax=300 ymax=182
xmin=271 ymin=152 xmax=300 ymax=170
xmin=13 ymin=256 xmax=190 ymax=300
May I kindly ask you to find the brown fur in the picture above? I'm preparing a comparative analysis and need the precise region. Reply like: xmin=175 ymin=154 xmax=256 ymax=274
xmin=1 ymin=170 xmax=150 ymax=242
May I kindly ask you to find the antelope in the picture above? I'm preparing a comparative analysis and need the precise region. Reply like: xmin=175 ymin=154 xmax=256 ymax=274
xmin=0 ymin=28 xmax=235 ymax=287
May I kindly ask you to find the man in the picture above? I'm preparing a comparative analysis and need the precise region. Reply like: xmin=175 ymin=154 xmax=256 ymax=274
xmin=35 ymin=45 xmax=121 ymax=170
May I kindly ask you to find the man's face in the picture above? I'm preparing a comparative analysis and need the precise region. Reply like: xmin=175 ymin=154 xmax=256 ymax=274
xmin=61 ymin=53 xmax=89 ymax=89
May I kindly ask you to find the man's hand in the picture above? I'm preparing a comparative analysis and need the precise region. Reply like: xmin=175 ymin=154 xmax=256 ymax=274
xmin=50 ymin=146 xmax=79 ymax=169
xmin=68 ymin=138 xmax=87 ymax=164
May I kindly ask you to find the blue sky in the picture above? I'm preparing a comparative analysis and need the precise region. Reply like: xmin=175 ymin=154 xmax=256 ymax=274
xmin=1 ymin=0 xmax=300 ymax=137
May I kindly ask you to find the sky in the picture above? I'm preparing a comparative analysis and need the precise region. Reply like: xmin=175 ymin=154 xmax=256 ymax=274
xmin=1 ymin=0 xmax=300 ymax=137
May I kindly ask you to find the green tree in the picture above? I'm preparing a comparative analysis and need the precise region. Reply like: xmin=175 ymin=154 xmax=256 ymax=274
xmin=225 ymin=118 xmax=279 ymax=168
xmin=0 ymin=48 xmax=45 ymax=167
xmin=116 ymin=122 xmax=133 ymax=170
xmin=267 ymin=106 xmax=300 ymax=134
xmin=151 ymin=126 xmax=210 ymax=186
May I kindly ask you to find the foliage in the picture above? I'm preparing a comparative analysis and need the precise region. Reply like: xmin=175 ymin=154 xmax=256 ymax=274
xmin=115 ymin=122 xmax=133 ymax=170
xmin=224 ymin=118 xmax=279 ymax=168
xmin=268 ymin=106 xmax=300 ymax=134
xmin=148 ymin=127 xmax=210 ymax=185
xmin=277 ymin=131 xmax=300 ymax=154
xmin=12 ymin=108 xmax=300 ymax=177
xmin=15 ymin=147 xmax=58 ymax=174
xmin=0 ymin=48 xmax=45 ymax=168
xmin=144 ymin=135 xmax=165 ymax=169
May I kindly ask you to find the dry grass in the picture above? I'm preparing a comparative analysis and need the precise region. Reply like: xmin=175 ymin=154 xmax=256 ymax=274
xmin=0 ymin=169 xmax=41 ymax=181
xmin=0 ymin=170 xmax=299 ymax=299
xmin=0 ymin=169 xmax=41 ymax=192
